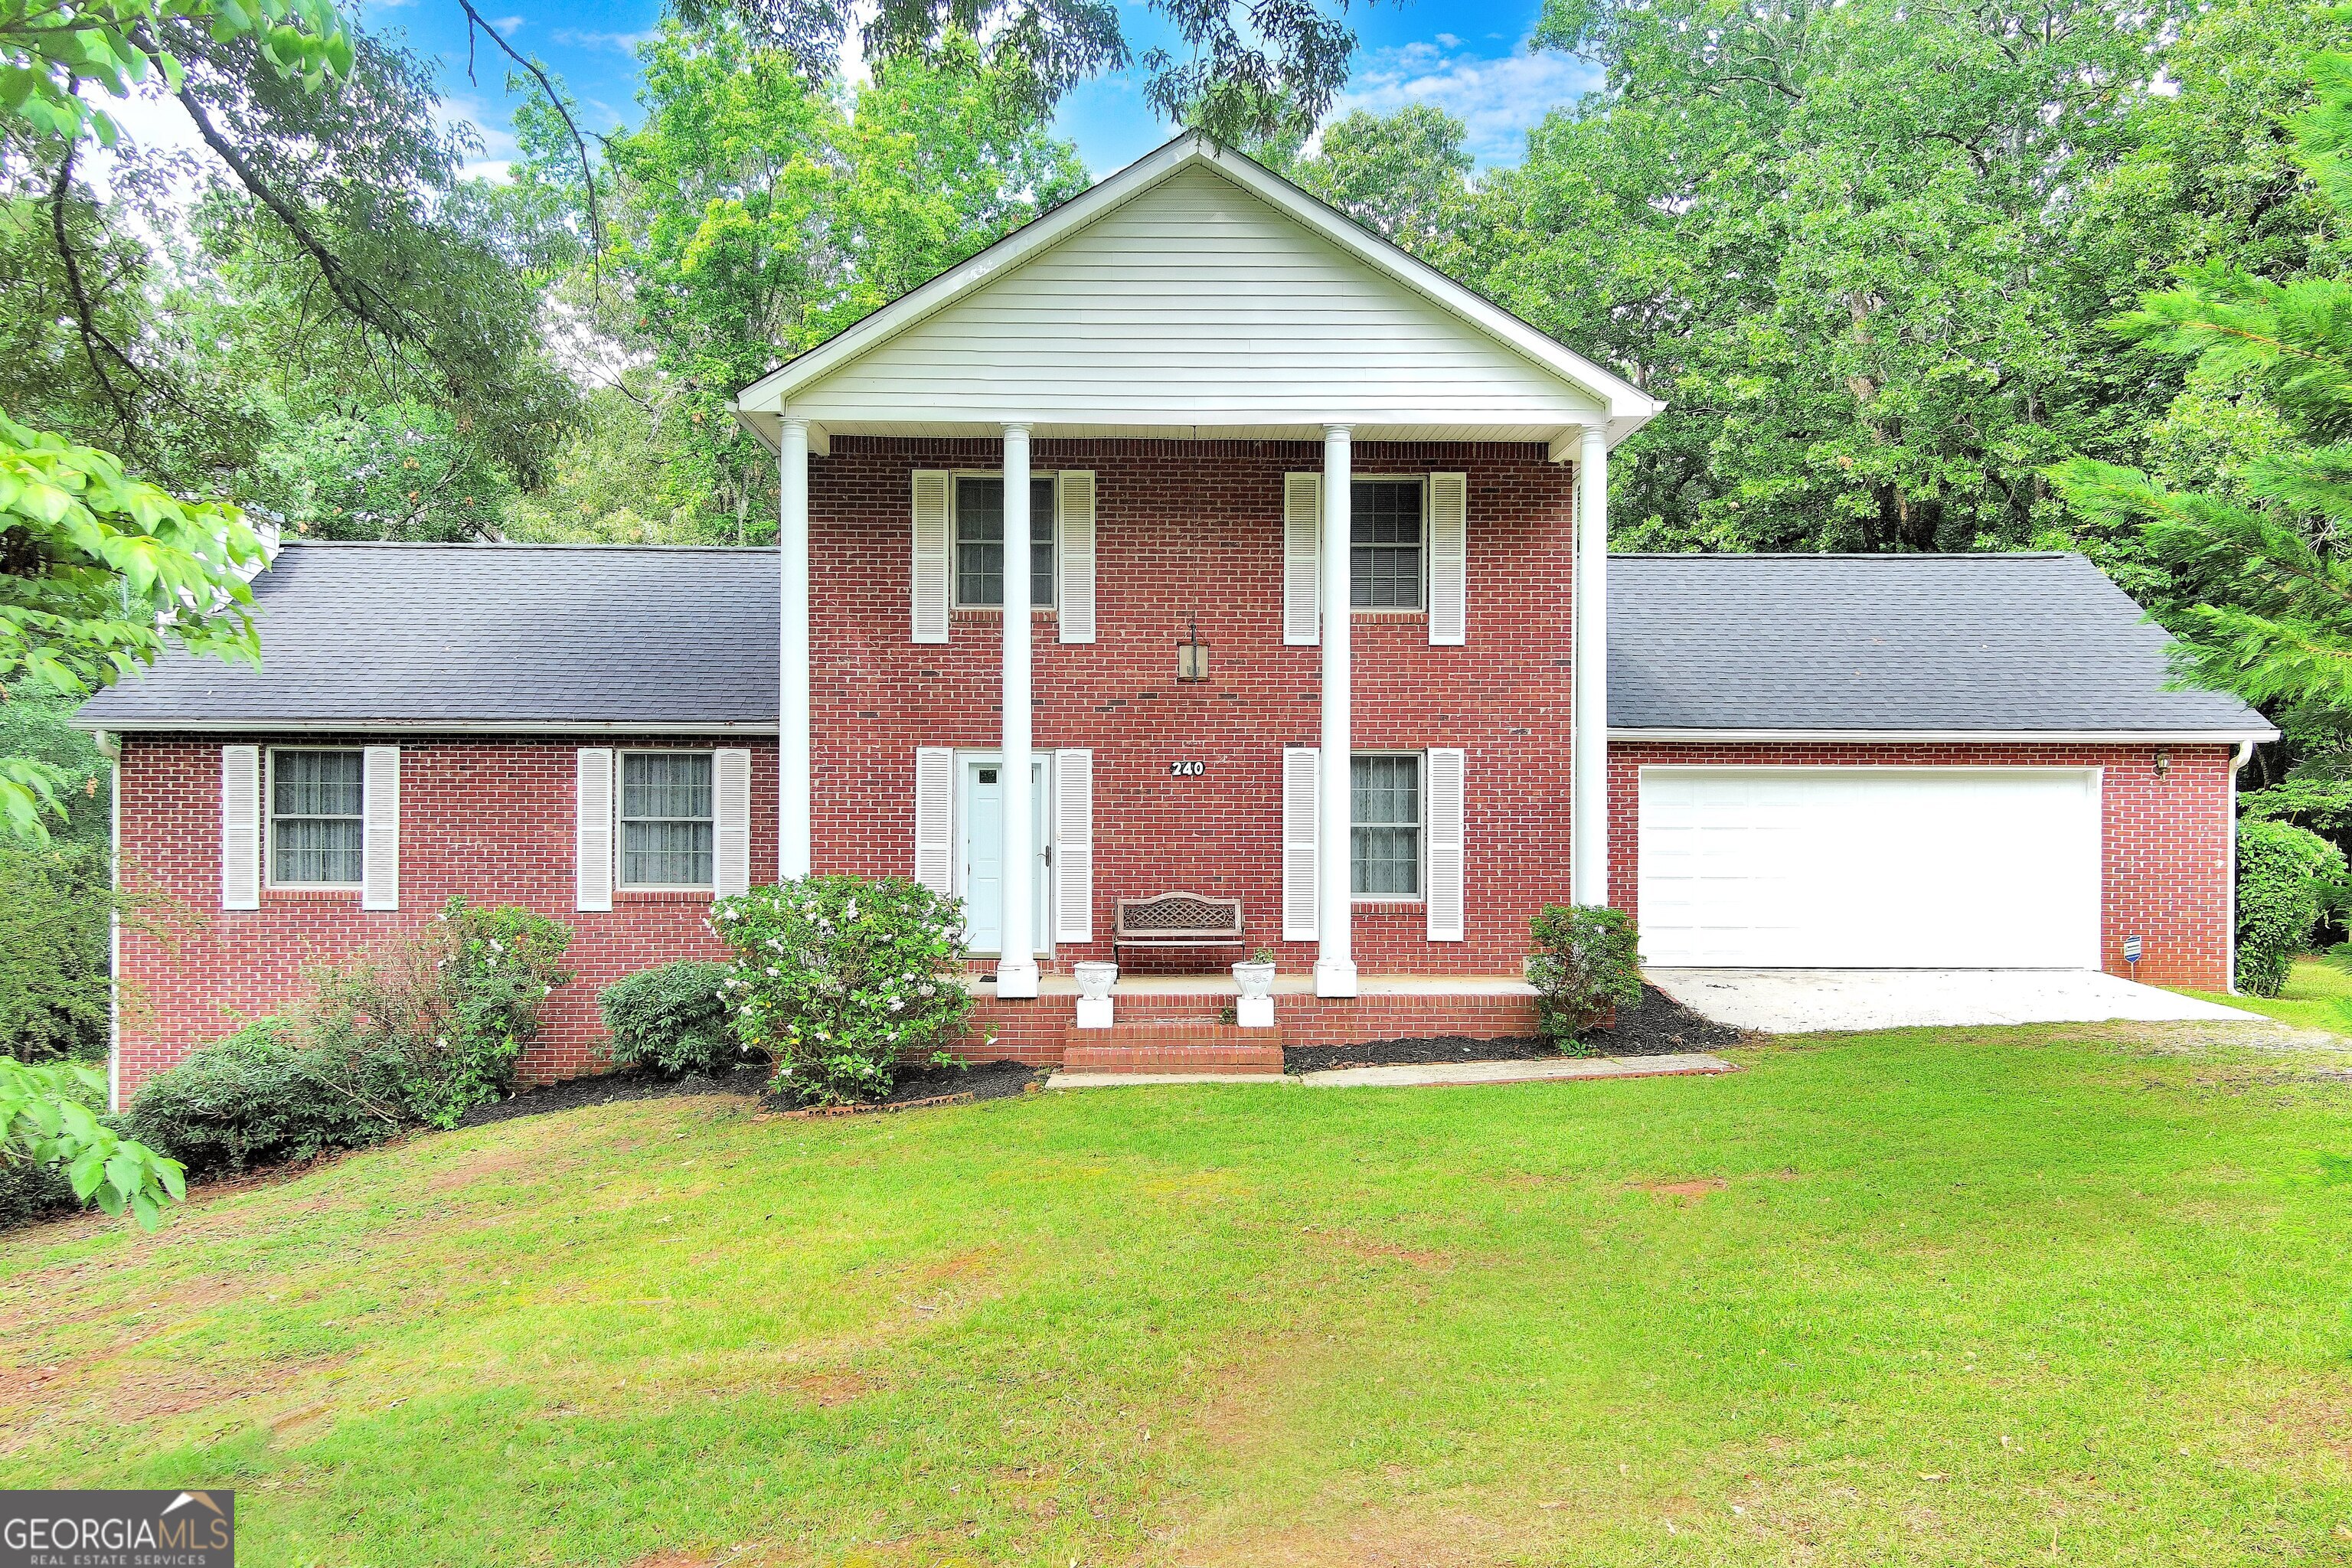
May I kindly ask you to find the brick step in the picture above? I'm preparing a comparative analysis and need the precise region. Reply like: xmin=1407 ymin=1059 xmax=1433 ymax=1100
xmin=1061 ymin=1023 xmax=1285 ymax=1075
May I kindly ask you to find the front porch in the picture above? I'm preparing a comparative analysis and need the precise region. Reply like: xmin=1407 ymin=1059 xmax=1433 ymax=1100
xmin=966 ymin=970 xmax=1541 ymax=1065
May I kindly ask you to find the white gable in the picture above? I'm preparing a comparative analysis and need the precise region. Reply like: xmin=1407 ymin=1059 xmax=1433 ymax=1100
xmin=737 ymin=138 xmax=1658 ymax=454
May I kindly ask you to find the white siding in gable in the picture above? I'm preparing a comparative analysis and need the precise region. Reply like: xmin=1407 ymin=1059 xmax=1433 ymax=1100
xmin=792 ymin=168 xmax=1606 ymax=431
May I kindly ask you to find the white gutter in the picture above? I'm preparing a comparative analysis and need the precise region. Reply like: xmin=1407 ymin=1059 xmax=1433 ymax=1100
xmin=96 ymin=730 xmax=121 ymax=1112
xmin=1609 ymin=727 xmax=2280 ymax=745
xmin=67 ymin=719 xmax=782 ymax=736
xmin=2226 ymin=738 xmax=2255 ymax=995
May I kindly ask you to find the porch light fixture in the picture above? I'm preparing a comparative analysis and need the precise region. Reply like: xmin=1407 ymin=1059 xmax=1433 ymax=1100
xmin=2153 ymin=748 xmax=2170 ymax=777
xmin=1177 ymin=611 xmax=1210 ymax=683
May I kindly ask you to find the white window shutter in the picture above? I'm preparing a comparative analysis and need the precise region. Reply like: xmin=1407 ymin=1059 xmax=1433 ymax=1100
xmin=911 ymin=470 xmax=950 ymax=644
xmin=1426 ymin=748 xmax=1465 ymax=942
xmin=221 ymin=744 xmax=260 ymax=910
xmin=1282 ymin=746 xmax=1319 ymax=941
xmin=1283 ymin=472 xmax=1321 ymax=646
xmin=361 ymin=745 xmax=400 ymax=910
xmin=913 ymin=746 xmax=954 ymax=895
xmin=713 ymin=747 xmax=752 ymax=897
xmin=1058 ymin=471 xmax=1096 ymax=645
xmin=575 ymin=747 xmax=613 ymax=913
xmin=1429 ymin=472 xmax=1467 ymax=646
xmin=1054 ymin=749 xmax=1093 ymax=942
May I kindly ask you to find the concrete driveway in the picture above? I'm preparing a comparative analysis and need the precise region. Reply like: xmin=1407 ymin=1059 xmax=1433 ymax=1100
xmin=1647 ymin=969 xmax=2262 ymax=1034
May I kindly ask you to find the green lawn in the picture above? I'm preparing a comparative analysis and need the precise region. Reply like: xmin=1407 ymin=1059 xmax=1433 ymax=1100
xmin=2176 ymin=956 xmax=2352 ymax=1034
xmin=8 ymin=1027 xmax=2352 ymax=1566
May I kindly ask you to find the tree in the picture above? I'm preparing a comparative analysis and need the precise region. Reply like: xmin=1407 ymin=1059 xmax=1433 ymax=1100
xmin=1481 ymin=0 xmax=2190 ymax=552
xmin=1287 ymin=105 xmax=1475 ymax=270
xmin=2047 ymin=52 xmax=2352 ymax=825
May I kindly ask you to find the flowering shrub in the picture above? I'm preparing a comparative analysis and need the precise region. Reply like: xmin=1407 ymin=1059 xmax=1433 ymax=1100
xmin=310 ymin=897 xmax=574 ymax=1126
xmin=713 ymin=874 xmax=972 ymax=1106
xmin=1527 ymin=903 xmax=1642 ymax=1053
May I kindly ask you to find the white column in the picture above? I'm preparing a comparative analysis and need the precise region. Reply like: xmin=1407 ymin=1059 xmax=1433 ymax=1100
xmin=779 ymin=416 xmax=812 ymax=880
xmin=997 ymin=423 xmax=1040 ymax=998
xmin=1315 ymin=424 xmax=1357 ymax=998
xmin=1570 ymin=423 xmax=1610 ymax=906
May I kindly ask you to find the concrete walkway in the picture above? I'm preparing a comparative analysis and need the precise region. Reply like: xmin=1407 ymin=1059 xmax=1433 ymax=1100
xmin=1647 ymin=968 xmax=2262 ymax=1034
xmin=1044 ymin=1053 xmax=1737 ymax=1089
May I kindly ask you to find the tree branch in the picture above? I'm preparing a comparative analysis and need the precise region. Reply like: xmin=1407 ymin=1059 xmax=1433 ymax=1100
xmin=453 ymin=0 xmax=606 ymax=263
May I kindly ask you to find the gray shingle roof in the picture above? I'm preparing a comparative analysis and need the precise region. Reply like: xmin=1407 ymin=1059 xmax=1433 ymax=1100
xmin=1608 ymin=552 xmax=2272 ymax=737
xmin=74 ymin=542 xmax=782 ymax=731
xmin=76 ymin=541 xmax=2273 ymax=739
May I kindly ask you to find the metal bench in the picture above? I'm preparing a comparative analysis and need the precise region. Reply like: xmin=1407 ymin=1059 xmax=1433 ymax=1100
xmin=1112 ymin=892 xmax=1245 ymax=958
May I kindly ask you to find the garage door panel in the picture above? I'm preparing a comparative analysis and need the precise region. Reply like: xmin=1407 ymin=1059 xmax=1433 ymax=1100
xmin=1637 ymin=767 xmax=2100 ymax=969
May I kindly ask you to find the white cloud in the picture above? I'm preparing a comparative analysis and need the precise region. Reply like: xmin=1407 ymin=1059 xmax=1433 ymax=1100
xmin=550 ymin=25 xmax=656 ymax=53
xmin=1334 ymin=36 xmax=1600 ymax=167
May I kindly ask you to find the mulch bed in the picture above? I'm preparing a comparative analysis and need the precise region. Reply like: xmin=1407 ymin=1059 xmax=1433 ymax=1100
xmin=763 ymin=1058 xmax=1044 ymax=1115
xmin=456 ymin=1063 xmax=773 ymax=1126
xmin=1281 ymin=984 xmax=1747 ymax=1073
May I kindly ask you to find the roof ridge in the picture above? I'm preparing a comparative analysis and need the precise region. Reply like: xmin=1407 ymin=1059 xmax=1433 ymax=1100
xmin=278 ymin=540 xmax=779 ymax=553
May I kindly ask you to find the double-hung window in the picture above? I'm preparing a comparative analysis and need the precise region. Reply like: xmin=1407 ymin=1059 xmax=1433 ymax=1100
xmin=1351 ymin=479 xmax=1426 ymax=609
xmin=1351 ymin=753 xmax=1423 ymax=898
xmin=953 ymin=475 xmax=1058 ymax=609
xmin=620 ymin=752 xmax=714 ymax=888
xmin=270 ymin=748 xmax=365 ymax=886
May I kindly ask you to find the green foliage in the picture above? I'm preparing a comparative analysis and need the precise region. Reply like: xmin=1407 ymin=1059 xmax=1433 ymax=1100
xmin=599 ymin=960 xmax=747 ymax=1077
xmin=0 ymin=1054 xmax=184 ymax=1228
xmin=1287 ymin=106 xmax=1475 ymax=270
xmin=714 ymin=874 xmax=972 ymax=1106
xmin=1525 ymin=903 xmax=1644 ymax=1053
xmin=1524 ymin=907 xmax=1637 ymax=1053
xmin=311 ymin=898 xmax=575 ymax=1129
xmin=0 ymin=840 xmax=111 ymax=1060
xmin=2236 ymin=818 xmax=2345 ymax=995
xmin=2242 ymin=774 xmax=2352 ymax=838
xmin=120 ymin=1017 xmax=396 ymax=1178
xmin=0 ymin=0 xmax=351 ymax=146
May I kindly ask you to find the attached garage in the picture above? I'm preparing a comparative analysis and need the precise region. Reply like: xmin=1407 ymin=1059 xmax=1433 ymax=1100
xmin=1608 ymin=553 xmax=2279 ymax=988
xmin=1636 ymin=766 xmax=2101 ymax=969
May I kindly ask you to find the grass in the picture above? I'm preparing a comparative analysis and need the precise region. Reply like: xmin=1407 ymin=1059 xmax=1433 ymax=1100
xmin=2175 ymin=955 xmax=2352 ymax=1034
xmin=8 ymin=1026 xmax=2352 ymax=1566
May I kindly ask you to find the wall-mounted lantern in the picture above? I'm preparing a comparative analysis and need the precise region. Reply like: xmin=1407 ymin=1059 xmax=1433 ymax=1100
xmin=2153 ymin=748 xmax=2171 ymax=777
xmin=1177 ymin=611 xmax=1210 ymax=683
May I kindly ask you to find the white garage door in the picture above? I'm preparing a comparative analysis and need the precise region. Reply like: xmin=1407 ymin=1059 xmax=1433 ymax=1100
xmin=1638 ymin=767 xmax=2102 ymax=969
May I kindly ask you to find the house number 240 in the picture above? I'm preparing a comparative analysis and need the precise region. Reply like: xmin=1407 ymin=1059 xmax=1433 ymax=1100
xmin=1168 ymin=760 xmax=1205 ymax=777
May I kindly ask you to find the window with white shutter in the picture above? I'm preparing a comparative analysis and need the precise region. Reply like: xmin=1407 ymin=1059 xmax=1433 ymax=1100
xmin=1426 ymin=748 xmax=1465 ymax=941
xmin=713 ymin=747 xmax=752 ymax=897
xmin=1058 ymin=471 xmax=1096 ymax=644
xmin=1054 ymin=749 xmax=1093 ymax=940
xmin=361 ymin=745 xmax=400 ymax=910
xmin=575 ymin=747 xmax=614 ymax=912
xmin=1282 ymin=473 xmax=1321 ymax=646
xmin=913 ymin=746 xmax=954 ymax=894
xmin=220 ymin=744 xmax=260 ymax=910
xmin=911 ymin=470 xmax=950 ymax=643
xmin=1429 ymin=473 xmax=1467 ymax=646
xmin=1282 ymin=746 xmax=1318 ymax=940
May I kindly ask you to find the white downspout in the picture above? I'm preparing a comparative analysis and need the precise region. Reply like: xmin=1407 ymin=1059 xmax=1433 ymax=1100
xmin=98 ymin=730 xmax=122 ymax=1112
xmin=2226 ymin=739 xmax=2253 ymax=995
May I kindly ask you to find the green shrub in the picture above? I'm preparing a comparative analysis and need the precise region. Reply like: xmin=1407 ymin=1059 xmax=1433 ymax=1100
xmin=312 ymin=897 xmax=574 ymax=1127
xmin=0 ymin=841 xmax=112 ymax=1062
xmin=600 ymin=960 xmax=746 ymax=1076
xmin=121 ymin=1018 xmax=400 ymax=1177
xmin=714 ymin=874 xmax=972 ymax=1106
xmin=2236 ymin=818 xmax=2345 ymax=996
xmin=2 ymin=1056 xmax=185 ymax=1229
xmin=1527 ymin=903 xmax=1644 ymax=1054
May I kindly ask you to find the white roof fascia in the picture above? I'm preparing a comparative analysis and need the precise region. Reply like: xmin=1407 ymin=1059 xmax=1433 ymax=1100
xmin=734 ymin=134 xmax=1661 ymax=446
xmin=70 ymin=717 xmax=784 ymax=735
xmin=1608 ymin=727 xmax=2280 ymax=745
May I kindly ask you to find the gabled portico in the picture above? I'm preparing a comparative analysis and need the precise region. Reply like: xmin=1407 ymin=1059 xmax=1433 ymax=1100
xmin=737 ymin=133 xmax=1659 ymax=1001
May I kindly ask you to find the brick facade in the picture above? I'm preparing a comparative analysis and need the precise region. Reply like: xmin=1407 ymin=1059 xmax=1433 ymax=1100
xmin=1606 ymin=740 xmax=2237 ymax=988
xmin=103 ymin=440 xmax=2242 ymax=1100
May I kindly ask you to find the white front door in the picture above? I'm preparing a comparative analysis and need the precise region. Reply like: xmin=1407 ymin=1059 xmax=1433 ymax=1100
xmin=1637 ymin=766 xmax=2102 ymax=969
xmin=960 ymin=757 xmax=1050 ymax=956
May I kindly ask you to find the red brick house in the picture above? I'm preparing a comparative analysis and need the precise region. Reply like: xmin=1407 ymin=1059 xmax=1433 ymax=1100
xmin=77 ymin=136 xmax=2273 ymax=1099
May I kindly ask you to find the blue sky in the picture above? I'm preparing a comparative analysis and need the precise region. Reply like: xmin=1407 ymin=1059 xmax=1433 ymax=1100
xmin=354 ymin=0 xmax=1600 ymax=180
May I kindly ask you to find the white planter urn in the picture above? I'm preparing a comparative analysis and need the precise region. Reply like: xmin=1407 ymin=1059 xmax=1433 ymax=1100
xmin=1073 ymin=961 xmax=1119 ymax=1030
xmin=1231 ymin=961 xmax=1277 ymax=1029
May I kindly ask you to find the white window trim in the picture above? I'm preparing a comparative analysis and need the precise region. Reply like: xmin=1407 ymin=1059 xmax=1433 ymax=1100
xmin=952 ymin=748 xmax=1056 ymax=959
xmin=1349 ymin=474 xmax=1429 ymax=614
xmin=1351 ymin=748 xmax=1427 ymax=906
xmin=949 ymin=469 xmax=1063 ymax=612
xmin=615 ymin=747 xmax=720 ymax=893
xmin=265 ymin=744 xmax=366 ymax=890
